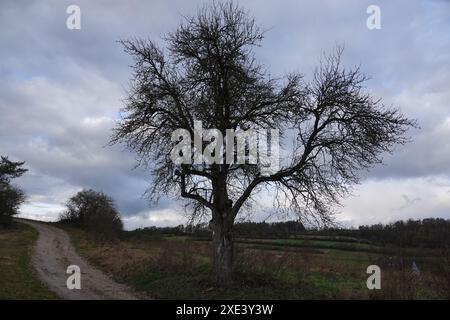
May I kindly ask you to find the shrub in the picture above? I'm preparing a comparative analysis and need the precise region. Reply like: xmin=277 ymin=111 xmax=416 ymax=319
xmin=0 ymin=185 xmax=26 ymax=227
xmin=59 ymin=189 xmax=123 ymax=242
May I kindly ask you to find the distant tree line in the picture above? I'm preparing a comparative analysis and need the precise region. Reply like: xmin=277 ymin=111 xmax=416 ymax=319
xmin=232 ymin=221 xmax=306 ymax=239
xmin=125 ymin=218 xmax=450 ymax=248
xmin=357 ymin=218 xmax=450 ymax=248
xmin=124 ymin=220 xmax=306 ymax=240
xmin=309 ymin=218 xmax=450 ymax=248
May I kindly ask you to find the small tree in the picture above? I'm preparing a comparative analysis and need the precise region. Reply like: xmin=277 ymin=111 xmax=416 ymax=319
xmin=59 ymin=189 xmax=123 ymax=242
xmin=112 ymin=3 xmax=416 ymax=282
xmin=0 ymin=156 xmax=27 ymax=226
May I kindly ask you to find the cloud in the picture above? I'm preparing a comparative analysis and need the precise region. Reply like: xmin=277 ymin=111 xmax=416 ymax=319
xmin=339 ymin=176 xmax=450 ymax=227
xmin=1 ymin=0 xmax=449 ymax=229
xmin=122 ymin=207 xmax=186 ymax=230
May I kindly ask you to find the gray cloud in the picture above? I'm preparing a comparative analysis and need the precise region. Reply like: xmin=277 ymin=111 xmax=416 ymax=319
xmin=1 ymin=0 xmax=450 ymax=229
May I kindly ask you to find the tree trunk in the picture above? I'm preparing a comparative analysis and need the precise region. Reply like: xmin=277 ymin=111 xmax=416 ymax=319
xmin=212 ymin=215 xmax=233 ymax=284
xmin=211 ymin=169 xmax=234 ymax=284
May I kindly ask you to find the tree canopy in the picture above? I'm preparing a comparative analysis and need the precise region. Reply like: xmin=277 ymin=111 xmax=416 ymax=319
xmin=0 ymin=156 xmax=28 ymax=226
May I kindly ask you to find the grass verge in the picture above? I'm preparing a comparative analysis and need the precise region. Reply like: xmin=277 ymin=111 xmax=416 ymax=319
xmin=0 ymin=222 xmax=58 ymax=299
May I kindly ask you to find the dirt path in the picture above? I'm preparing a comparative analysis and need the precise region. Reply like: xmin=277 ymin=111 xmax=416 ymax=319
xmin=22 ymin=220 xmax=141 ymax=300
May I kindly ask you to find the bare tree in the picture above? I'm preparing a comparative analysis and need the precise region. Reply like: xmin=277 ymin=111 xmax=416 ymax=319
xmin=112 ymin=2 xmax=416 ymax=283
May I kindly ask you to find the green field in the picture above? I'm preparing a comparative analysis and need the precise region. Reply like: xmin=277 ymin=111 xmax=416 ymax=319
xmin=233 ymin=238 xmax=381 ymax=252
xmin=0 ymin=223 xmax=58 ymax=299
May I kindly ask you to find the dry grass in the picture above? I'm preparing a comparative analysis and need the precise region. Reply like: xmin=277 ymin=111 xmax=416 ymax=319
xmin=66 ymin=228 xmax=448 ymax=299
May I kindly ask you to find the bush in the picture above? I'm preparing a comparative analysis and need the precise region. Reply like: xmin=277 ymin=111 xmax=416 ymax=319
xmin=0 ymin=185 xmax=26 ymax=227
xmin=59 ymin=189 xmax=123 ymax=242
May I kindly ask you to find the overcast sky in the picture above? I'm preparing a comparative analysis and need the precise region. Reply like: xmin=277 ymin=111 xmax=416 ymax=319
xmin=1 ymin=0 xmax=449 ymax=230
